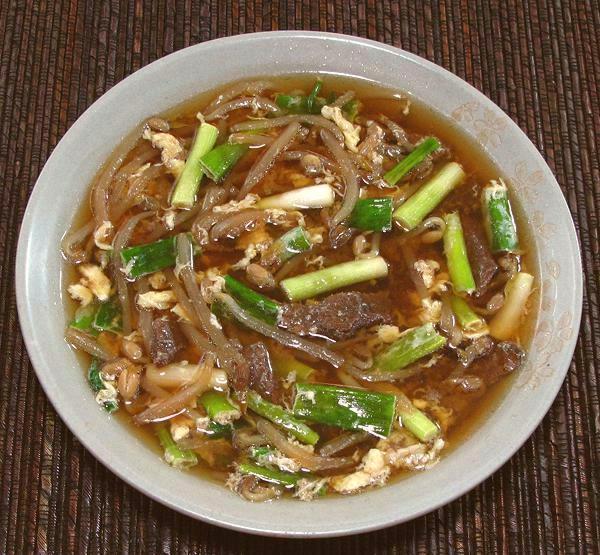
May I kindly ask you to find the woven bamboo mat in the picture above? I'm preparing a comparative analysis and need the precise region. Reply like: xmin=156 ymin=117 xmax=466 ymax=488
xmin=1 ymin=1 xmax=598 ymax=553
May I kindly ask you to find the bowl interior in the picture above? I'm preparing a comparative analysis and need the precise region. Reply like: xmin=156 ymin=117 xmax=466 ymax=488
xmin=16 ymin=32 xmax=582 ymax=537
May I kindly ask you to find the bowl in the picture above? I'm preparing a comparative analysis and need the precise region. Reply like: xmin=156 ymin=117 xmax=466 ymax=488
xmin=15 ymin=31 xmax=582 ymax=537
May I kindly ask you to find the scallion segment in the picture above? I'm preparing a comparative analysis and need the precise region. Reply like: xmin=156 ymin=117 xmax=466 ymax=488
xmin=120 ymin=236 xmax=178 ymax=279
xmin=199 ymin=143 xmax=248 ymax=182
xmin=292 ymin=383 xmax=397 ymax=438
xmin=450 ymin=295 xmax=486 ymax=332
xmin=396 ymin=392 xmax=440 ymax=442
xmin=223 ymin=275 xmax=281 ymax=325
xmin=443 ymin=212 xmax=476 ymax=294
xmin=275 ymin=80 xmax=325 ymax=115
xmin=170 ymin=122 xmax=219 ymax=208
xmin=255 ymin=184 xmax=336 ymax=210
xmin=481 ymin=179 xmax=519 ymax=253
xmin=349 ymin=197 xmax=393 ymax=232
xmin=263 ymin=227 xmax=312 ymax=266
xmin=237 ymin=462 xmax=302 ymax=487
xmin=70 ymin=303 xmax=99 ymax=334
xmin=372 ymin=323 xmax=446 ymax=374
xmin=156 ymin=424 xmax=198 ymax=469
xmin=393 ymin=162 xmax=466 ymax=230
xmin=199 ymin=391 xmax=241 ymax=425
xmin=270 ymin=350 xmax=315 ymax=382
xmin=305 ymin=79 xmax=323 ymax=113
xmin=280 ymin=256 xmax=389 ymax=301
xmin=246 ymin=390 xmax=319 ymax=445
xmin=489 ymin=272 xmax=534 ymax=340
xmin=93 ymin=297 xmax=122 ymax=333
xmin=120 ymin=234 xmax=199 ymax=279
xmin=384 ymin=137 xmax=441 ymax=187
xmin=88 ymin=358 xmax=118 ymax=413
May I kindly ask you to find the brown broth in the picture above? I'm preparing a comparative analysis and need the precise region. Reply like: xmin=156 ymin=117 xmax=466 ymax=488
xmin=63 ymin=75 xmax=537 ymax=492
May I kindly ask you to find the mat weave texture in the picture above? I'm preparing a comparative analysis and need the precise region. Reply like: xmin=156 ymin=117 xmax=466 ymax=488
xmin=1 ymin=1 xmax=598 ymax=553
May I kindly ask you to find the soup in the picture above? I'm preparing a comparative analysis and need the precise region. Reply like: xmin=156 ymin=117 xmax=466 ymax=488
xmin=62 ymin=77 xmax=534 ymax=502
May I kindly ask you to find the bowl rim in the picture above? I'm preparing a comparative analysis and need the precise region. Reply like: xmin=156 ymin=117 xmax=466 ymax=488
xmin=15 ymin=30 xmax=582 ymax=537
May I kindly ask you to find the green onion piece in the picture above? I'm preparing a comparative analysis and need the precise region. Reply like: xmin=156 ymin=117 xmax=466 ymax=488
xmin=88 ymin=358 xmax=118 ymax=413
xmin=199 ymin=143 xmax=248 ymax=182
xmin=238 ymin=462 xmax=302 ymax=487
xmin=393 ymin=162 xmax=466 ymax=230
xmin=156 ymin=424 xmax=198 ymax=469
xmin=170 ymin=122 xmax=219 ymax=208
xmin=489 ymin=272 xmax=534 ymax=340
xmin=443 ymin=212 xmax=476 ymax=294
xmin=70 ymin=302 xmax=99 ymax=334
xmin=199 ymin=390 xmax=241 ymax=424
xmin=383 ymin=137 xmax=441 ymax=187
xmin=120 ymin=234 xmax=199 ymax=279
xmin=206 ymin=421 xmax=234 ymax=439
xmin=292 ymin=383 xmax=397 ymax=438
xmin=342 ymin=99 xmax=361 ymax=122
xmin=275 ymin=94 xmax=307 ymax=113
xmin=255 ymin=184 xmax=336 ymax=210
xmin=305 ymin=79 xmax=323 ymax=113
xmin=280 ymin=256 xmax=388 ymax=301
xmin=246 ymin=390 xmax=319 ymax=445
xmin=373 ymin=323 xmax=447 ymax=373
xmin=396 ymin=392 xmax=440 ymax=442
xmin=270 ymin=350 xmax=315 ymax=382
xmin=481 ymin=179 xmax=519 ymax=253
xmin=349 ymin=198 xmax=393 ymax=232
xmin=264 ymin=227 xmax=312 ymax=266
xmin=93 ymin=297 xmax=122 ymax=333
xmin=120 ymin=236 xmax=177 ymax=279
xmin=223 ymin=275 xmax=280 ymax=325
xmin=450 ymin=295 xmax=486 ymax=331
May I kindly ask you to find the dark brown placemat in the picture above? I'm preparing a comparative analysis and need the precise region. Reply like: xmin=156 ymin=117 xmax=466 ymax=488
xmin=1 ymin=1 xmax=598 ymax=553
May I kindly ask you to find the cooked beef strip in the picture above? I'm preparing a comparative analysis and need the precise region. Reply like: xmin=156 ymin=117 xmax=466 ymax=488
xmin=463 ymin=217 xmax=499 ymax=295
xmin=150 ymin=316 xmax=186 ymax=367
xmin=469 ymin=340 xmax=525 ymax=385
xmin=278 ymin=291 xmax=393 ymax=341
xmin=242 ymin=342 xmax=282 ymax=403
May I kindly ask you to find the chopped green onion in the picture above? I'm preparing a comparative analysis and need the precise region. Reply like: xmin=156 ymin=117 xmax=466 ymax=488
xmin=270 ymin=350 xmax=315 ymax=382
xmin=372 ymin=323 xmax=446 ymax=374
xmin=393 ymin=162 xmax=466 ymax=230
xmin=246 ymin=390 xmax=319 ymax=445
xmin=223 ymin=275 xmax=281 ymax=325
xmin=255 ymin=184 xmax=336 ymax=210
xmin=280 ymin=256 xmax=389 ymax=301
xmin=489 ymin=272 xmax=534 ymax=340
xmin=170 ymin=122 xmax=219 ymax=208
xmin=120 ymin=236 xmax=177 ymax=279
xmin=450 ymin=295 xmax=486 ymax=332
xmin=292 ymin=383 xmax=397 ymax=438
xmin=481 ymin=179 xmax=519 ymax=253
xmin=156 ymin=424 xmax=198 ymax=469
xmin=199 ymin=143 xmax=248 ymax=182
xmin=70 ymin=302 xmax=99 ymax=334
xmin=199 ymin=390 xmax=241 ymax=425
xmin=342 ymin=99 xmax=361 ymax=122
xmin=275 ymin=80 xmax=325 ymax=115
xmin=263 ymin=226 xmax=312 ymax=267
xmin=305 ymin=79 xmax=323 ymax=113
xmin=443 ymin=212 xmax=476 ymax=294
xmin=120 ymin=234 xmax=199 ymax=279
xmin=396 ymin=392 xmax=440 ymax=442
xmin=383 ymin=137 xmax=440 ymax=187
xmin=92 ymin=297 xmax=122 ymax=333
xmin=349 ymin=197 xmax=393 ymax=232
xmin=88 ymin=358 xmax=118 ymax=413
xmin=237 ymin=462 xmax=302 ymax=487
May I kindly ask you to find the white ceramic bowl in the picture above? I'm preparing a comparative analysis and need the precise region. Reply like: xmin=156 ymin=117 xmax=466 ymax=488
xmin=16 ymin=32 xmax=582 ymax=537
